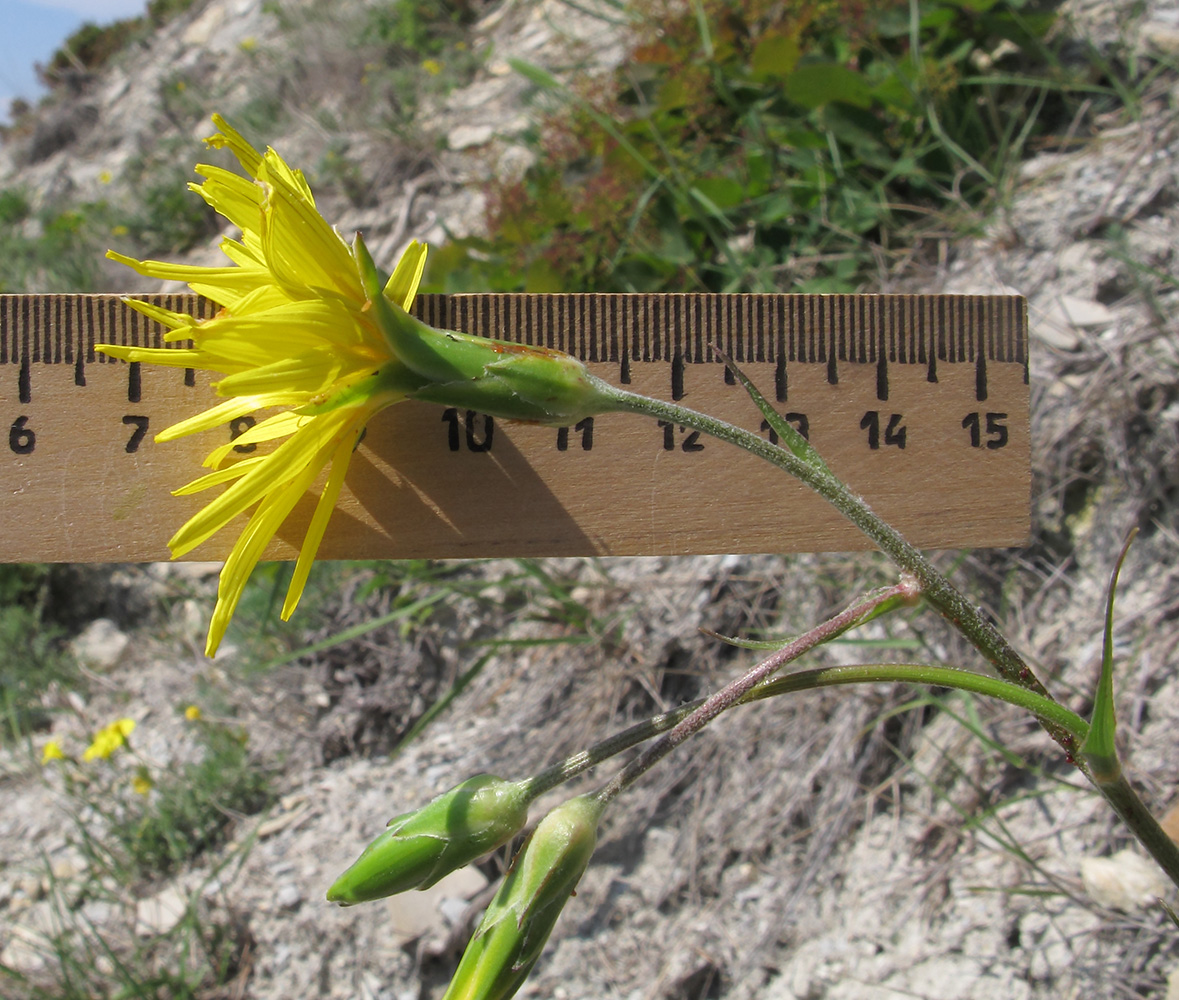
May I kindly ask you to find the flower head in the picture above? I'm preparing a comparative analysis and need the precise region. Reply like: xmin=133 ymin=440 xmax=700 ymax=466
xmin=97 ymin=116 xmax=430 ymax=656
xmin=184 ymin=704 xmax=203 ymax=722
xmin=83 ymin=718 xmax=136 ymax=761
xmin=99 ymin=116 xmax=618 ymax=656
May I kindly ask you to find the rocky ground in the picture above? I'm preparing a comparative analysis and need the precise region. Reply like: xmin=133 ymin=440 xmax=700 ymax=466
xmin=2 ymin=0 xmax=1179 ymax=998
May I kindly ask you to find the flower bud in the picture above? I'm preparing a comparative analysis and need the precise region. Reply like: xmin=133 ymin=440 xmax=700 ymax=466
xmin=327 ymin=775 xmax=531 ymax=906
xmin=354 ymin=235 xmax=617 ymax=426
xmin=441 ymin=794 xmax=605 ymax=1000
xmin=405 ymin=323 xmax=617 ymax=427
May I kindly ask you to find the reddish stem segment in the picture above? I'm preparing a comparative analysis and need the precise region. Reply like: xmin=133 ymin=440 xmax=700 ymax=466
xmin=596 ymin=578 xmax=920 ymax=803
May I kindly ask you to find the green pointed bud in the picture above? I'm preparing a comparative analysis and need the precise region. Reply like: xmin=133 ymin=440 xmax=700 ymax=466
xmin=442 ymin=794 xmax=605 ymax=1000
xmin=357 ymin=231 xmax=619 ymax=424
xmin=407 ymin=331 xmax=617 ymax=426
xmin=327 ymin=775 xmax=531 ymax=906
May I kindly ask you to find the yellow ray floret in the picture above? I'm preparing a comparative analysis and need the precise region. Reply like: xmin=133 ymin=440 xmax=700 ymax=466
xmin=97 ymin=114 xmax=429 ymax=656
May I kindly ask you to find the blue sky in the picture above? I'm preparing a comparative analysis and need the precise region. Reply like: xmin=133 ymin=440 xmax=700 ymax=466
xmin=1 ymin=1 xmax=149 ymax=119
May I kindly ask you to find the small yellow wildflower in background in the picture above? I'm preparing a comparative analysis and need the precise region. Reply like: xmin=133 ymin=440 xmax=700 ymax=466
xmin=132 ymin=771 xmax=154 ymax=796
xmin=184 ymin=704 xmax=202 ymax=722
xmin=421 ymin=58 xmax=442 ymax=75
xmin=41 ymin=740 xmax=65 ymax=764
xmin=99 ymin=169 xmax=112 ymax=184
xmin=83 ymin=718 xmax=136 ymax=761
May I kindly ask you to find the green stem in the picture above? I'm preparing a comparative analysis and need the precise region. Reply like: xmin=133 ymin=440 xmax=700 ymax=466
xmin=524 ymin=661 xmax=1089 ymax=804
xmin=521 ymin=704 xmax=695 ymax=800
xmin=593 ymin=378 xmax=1179 ymax=891
xmin=747 ymin=664 xmax=1087 ymax=739
xmin=596 ymin=379 xmax=1071 ymax=750
xmin=1092 ymin=773 xmax=1179 ymax=888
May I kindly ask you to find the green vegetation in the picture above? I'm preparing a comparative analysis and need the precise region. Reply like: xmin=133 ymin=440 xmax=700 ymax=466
xmin=42 ymin=21 xmax=141 ymax=81
xmin=105 ymin=720 xmax=274 ymax=878
xmin=9 ymin=858 xmax=253 ymax=1000
xmin=0 ymin=190 xmax=116 ymax=292
xmin=125 ymin=164 xmax=219 ymax=254
xmin=42 ymin=0 xmax=198 ymax=82
xmin=6 ymin=711 xmax=271 ymax=997
xmin=0 ymin=566 xmax=74 ymax=742
xmin=427 ymin=0 xmax=1108 ymax=294
xmin=0 ymin=188 xmax=31 ymax=225
xmin=362 ymin=0 xmax=475 ymax=55
xmin=356 ymin=0 xmax=487 ymax=136
xmin=225 ymin=556 xmax=620 ymax=673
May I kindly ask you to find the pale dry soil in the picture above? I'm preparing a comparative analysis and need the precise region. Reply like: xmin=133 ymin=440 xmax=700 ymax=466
xmin=2 ymin=0 xmax=1179 ymax=997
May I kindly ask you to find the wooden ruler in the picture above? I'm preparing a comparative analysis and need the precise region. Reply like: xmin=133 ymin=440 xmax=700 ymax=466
xmin=0 ymin=292 xmax=1029 ymax=562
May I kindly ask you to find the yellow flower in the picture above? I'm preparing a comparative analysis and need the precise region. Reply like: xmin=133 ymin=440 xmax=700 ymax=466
xmin=83 ymin=718 xmax=136 ymax=761
xmin=97 ymin=116 xmax=429 ymax=657
xmin=132 ymin=771 xmax=154 ymax=795
xmin=184 ymin=704 xmax=202 ymax=721
xmin=421 ymin=58 xmax=442 ymax=75
xmin=41 ymin=740 xmax=65 ymax=764
xmin=98 ymin=115 xmax=617 ymax=657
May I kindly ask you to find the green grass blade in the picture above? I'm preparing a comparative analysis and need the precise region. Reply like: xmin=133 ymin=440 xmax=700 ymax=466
xmin=392 ymin=651 xmax=494 ymax=755
xmin=254 ymin=591 xmax=450 ymax=671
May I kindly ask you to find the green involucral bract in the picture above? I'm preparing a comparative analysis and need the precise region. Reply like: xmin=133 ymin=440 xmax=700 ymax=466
xmin=441 ymin=794 xmax=605 ymax=1000
xmin=327 ymin=775 xmax=532 ymax=906
xmin=354 ymin=233 xmax=618 ymax=426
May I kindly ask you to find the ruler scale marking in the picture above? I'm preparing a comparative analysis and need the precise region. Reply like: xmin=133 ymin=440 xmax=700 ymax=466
xmin=956 ymin=297 xmax=966 ymax=363
xmin=1 ymin=291 xmax=1030 ymax=561
xmin=774 ymin=299 xmax=787 ymax=403
xmin=0 ymin=293 xmax=1037 ymax=373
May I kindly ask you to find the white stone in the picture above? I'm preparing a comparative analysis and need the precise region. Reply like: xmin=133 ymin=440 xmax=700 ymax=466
xmin=1054 ymin=294 xmax=1115 ymax=328
xmin=1080 ymin=849 xmax=1170 ymax=911
xmin=182 ymin=2 xmax=231 ymax=49
xmin=70 ymin=619 xmax=130 ymax=671
xmin=449 ymin=124 xmax=496 ymax=150
xmin=275 ymin=882 xmax=304 ymax=910
xmin=135 ymin=885 xmax=189 ymax=936
xmin=384 ymin=864 xmax=489 ymax=943
xmin=1141 ymin=21 xmax=1179 ymax=56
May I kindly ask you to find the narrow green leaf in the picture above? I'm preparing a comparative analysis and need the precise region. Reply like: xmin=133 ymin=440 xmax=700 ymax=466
xmin=713 ymin=347 xmax=829 ymax=471
xmin=699 ymin=627 xmax=799 ymax=650
xmin=1080 ymin=529 xmax=1136 ymax=780
xmin=254 ymin=591 xmax=449 ymax=672
xmin=393 ymin=651 xmax=493 ymax=755
xmin=507 ymin=57 xmax=562 ymax=91
xmin=686 ymin=186 xmax=734 ymax=226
